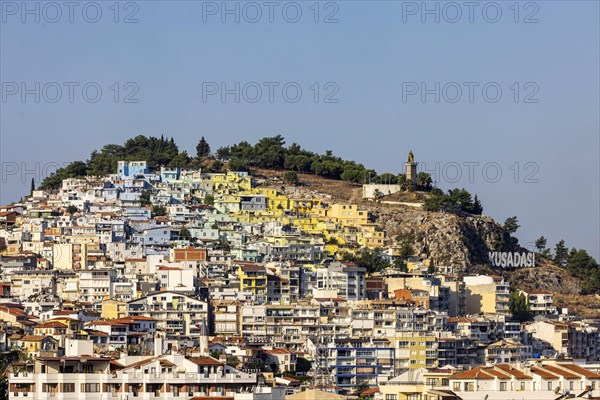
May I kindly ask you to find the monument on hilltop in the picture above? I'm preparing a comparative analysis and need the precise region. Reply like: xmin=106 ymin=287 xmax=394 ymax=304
xmin=406 ymin=150 xmax=417 ymax=188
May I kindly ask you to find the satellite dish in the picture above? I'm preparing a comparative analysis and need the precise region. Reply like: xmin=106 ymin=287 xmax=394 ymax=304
xmin=554 ymin=387 xmax=560 ymax=394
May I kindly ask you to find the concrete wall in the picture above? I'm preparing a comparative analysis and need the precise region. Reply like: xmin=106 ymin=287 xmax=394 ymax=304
xmin=362 ymin=184 xmax=401 ymax=199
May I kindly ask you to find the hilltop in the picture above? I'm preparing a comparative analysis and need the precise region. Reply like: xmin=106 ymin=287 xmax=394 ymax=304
xmin=36 ymin=134 xmax=599 ymax=315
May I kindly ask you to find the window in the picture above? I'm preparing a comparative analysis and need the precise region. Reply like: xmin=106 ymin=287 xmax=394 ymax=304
xmin=520 ymin=382 xmax=525 ymax=391
xmin=385 ymin=395 xmax=397 ymax=400
xmin=42 ymin=384 xmax=57 ymax=393
xmin=62 ymin=383 xmax=75 ymax=393
xmin=548 ymin=382 xmax=552 ymax=391
xmin=81 ymin=383 xmax=100 ymax=393
xmin=500 ymin=382 xmax=507 ymax=391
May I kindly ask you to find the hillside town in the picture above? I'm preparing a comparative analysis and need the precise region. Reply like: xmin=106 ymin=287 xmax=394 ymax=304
xmin=1 ymin=160 xmax=600 ymax=400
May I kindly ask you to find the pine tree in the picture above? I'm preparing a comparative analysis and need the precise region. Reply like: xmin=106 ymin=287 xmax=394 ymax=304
xmin=196 ymin=137 xmax=211 ymax=158
xmin=472 ymin=195 xmax=483 ymax=215
xmin=535 ymin=236 xmax=547 ymax=252
xmin=30 ymin=178 xmax=35 ymax=196
xmin=554 ymin=240 xmax=568 ymax=267
xmin=503 ymin=216 xmax=520 ymax=234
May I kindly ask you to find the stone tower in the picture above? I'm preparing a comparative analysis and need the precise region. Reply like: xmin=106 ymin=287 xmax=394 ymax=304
xmin=406 ymin=150 xmax=417 ymax=186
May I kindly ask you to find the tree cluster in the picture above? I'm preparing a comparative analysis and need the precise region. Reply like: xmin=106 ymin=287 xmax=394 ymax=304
xmin=40 ymin=134 xmax=434 ymax=193
xmin=423 ymin=188 xmax=483 ymax=215
xmin=41 ymin=135 xmax=186 ymax=189
xmin=566 ymin=247 xmax=600 ymax=294
xmin=217 ymin=135 xmax=423 ymax=186
xmin=533 ymin=237 xmax=599 ymax=294
xmin=509 ymin=290 xmax=532 ymax=322
xmin=342 ymin=247 xmax=390 ymax=274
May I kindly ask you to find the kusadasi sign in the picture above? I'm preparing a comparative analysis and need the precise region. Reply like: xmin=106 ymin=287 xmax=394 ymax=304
xmin=488 ymin=251 xmax=535 ymax=268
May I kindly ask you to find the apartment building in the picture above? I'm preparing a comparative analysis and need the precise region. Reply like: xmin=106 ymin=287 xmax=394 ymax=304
xmin=436 ymin=337 xmax=478 ymax=368
xmin=526 ymin=319 xmax=600 ymax=361
xmin=10 ymin=270 xmax=56 ymax=300
xmin=240 ymin=303 xmax=320 ymax=350
xmin=463 ymin=275 xmax=510 ymax=315
xmin=78 ymin=269 xmax=115 ymax=309
xmin=395 ymin=333 xmax=438 ymax=371
xmin=9 ymin=354 xmax=257 ymax=400
xmin=481 ymin=339 xmax=532 ymax=365
xmin=329 ymin=338 xmax=396 ymax=390
xmin=238 ymin=263 xmax=267 ymax=303
xmin=127 ymin=291 xmax=208 ymax=340
xmin=313 ymin=298 xmax=352 ymax=342
xmin=315 ymin=261 xmax=366 ymax=300
xmin=212 ymin=300 xmax=240 ymax=336
xmin=520 ymin=290 xmax=555 ymax=315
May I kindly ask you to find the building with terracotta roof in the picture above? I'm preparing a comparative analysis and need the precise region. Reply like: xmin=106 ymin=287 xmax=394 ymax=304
xmin=379 ymin=367 xmax=459 ymax=400
xmin=16 ymin=335 xmax=59 ymax=358
xmin=448 ymin=362 xmax=600 ymax=399
xmin=9 ymin=354 xmax=257 ymax=399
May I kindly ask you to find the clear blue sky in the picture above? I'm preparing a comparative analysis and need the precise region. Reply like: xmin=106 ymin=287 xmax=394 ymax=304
xmin=1 ymin=1 xmax=599 ymax=258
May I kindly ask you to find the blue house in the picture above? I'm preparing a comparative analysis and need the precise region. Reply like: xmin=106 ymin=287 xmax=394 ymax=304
xmin=117 ymin=161 xmax=149 ymax=178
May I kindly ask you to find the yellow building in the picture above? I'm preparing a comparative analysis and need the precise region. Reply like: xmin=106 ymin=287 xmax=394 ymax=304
xmin=101 ymin=299 xmax=127 ymax=319
xmin=396 ymin=334 xmax=438 ymax=370
xmin=326 ymin=204 xmax=369 ymax=227
xmin=238 ymin=263 xmax=267 ymax=302
xmin=267 ymin=195 xmax=290 ymax=210
xmin=19 ymin=335 xmax=59 ymax=358
xmin=357 ymin=224 xmax=386 ymax=248
xmin=211 ymin=171 xmax=252 ymax=192
xmin=290 ymin=198 xmax=322 ymax=214
xmin=46 ymin=318 xmax=83 ymax=334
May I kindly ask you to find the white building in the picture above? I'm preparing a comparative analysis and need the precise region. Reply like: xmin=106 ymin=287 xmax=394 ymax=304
xmin=314 ymin=261 xmax=366 ymax=300
xmin=157 ymin=266 xmax=196 ymax=293
xmin=78 ymin=269 xmax=115 ymax=309
xmin=127 ymin=291 xmax=208 ymax=339
xmin=519 ymin=290 xmax=555 ymax=315
xmin=9 ymin=354 xmax=257 ymax=400
xmin=10 ymin=270 xmax=56 ymax=300
xmin=449 ymin=362 xmax=600 ymax=400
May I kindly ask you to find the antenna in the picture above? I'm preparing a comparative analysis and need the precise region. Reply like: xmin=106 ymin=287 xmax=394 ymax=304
xmin=311 ymin=306 xmax=334 ymax=391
